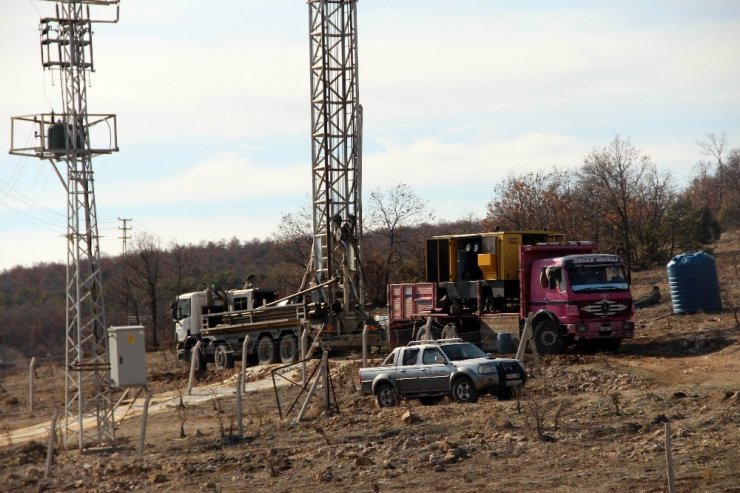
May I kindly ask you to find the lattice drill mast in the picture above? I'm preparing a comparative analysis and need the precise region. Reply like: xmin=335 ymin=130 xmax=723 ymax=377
xmin=306 ymin=0 xmax=365 ymax=331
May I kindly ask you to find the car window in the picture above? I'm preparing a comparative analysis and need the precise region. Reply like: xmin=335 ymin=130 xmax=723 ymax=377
xmin=381 ymin=350 xmax=397 ymax=366
xmin=440 ymin=343 xmax=487 ymax=361
xmin=401 ymin=348 xmax=419 ymax=366
xmin=422 ymin=347 xmax=445 ymax=365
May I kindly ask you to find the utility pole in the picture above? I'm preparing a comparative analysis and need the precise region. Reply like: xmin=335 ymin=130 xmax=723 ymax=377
xmin=306 ymin=0 xmax=365 ymax=334
xmin=118 ymin=217 xmax=132 ymax=254
xmin=10 ymin=0 xmax=121 ymax=450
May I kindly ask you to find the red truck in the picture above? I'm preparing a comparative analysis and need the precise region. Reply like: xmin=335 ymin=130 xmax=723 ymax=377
xmin=387 ymin=231 xmax=634 ymax=353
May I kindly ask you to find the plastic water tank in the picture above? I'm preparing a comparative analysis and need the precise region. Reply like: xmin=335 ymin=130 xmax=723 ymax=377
xmin=667 ymin=251 xmax=722 ymax=314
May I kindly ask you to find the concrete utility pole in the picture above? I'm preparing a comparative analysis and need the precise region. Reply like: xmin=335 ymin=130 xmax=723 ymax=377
xmin=9 ymin=0 xmax=121 ymax=450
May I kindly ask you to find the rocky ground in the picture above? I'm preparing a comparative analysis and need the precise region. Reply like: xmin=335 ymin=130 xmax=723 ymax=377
xmin=1 ymin=233 xmax=739 ymax=492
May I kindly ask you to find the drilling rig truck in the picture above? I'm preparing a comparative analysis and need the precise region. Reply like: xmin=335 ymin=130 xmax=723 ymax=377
xmin=174 ymin=277 xmax=385 ymax=370
xmin=387 ymin=231 xmax=634 ymax=354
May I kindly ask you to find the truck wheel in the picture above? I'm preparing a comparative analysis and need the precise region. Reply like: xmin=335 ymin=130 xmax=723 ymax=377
xmin=214 ymin=345 xmax=235 ymax=370
xmin=452 ymin=376 xmax=479 ymax=403
xmin=534 ymin=319 xmax=567 ymax=354
xmin=279 ymin=334 xmax=298 ymax=364
xmin=375 ymin=383 xmax=398 ymax=408
xmin=257 ymin=336 xmax=276 ymax=365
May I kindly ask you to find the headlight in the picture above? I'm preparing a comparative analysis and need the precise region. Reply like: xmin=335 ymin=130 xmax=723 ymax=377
xmin=477 ymin=364 xmax=496 ymax=374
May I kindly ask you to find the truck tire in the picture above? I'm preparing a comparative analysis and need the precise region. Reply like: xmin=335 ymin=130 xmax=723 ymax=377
xmin=257 ymin=336 xmax=276 ymax=365
xmin=452 ymin=376 xmax=479 ymax=403
xmin=214 ymin=345 xmax=235 ymax=370
xmin=534 ymin=319 xmax=567 ymax=354
xmin=375 ymin=382 xmax=398 ymax=408
xmin=279 ymin=334 xmax=298 ymax=364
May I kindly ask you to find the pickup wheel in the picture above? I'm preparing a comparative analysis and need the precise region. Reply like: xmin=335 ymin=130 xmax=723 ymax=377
xmin=452 ymin=376 xmax=479 ymax=403
xmin=214 ymin=345 xmax=235 ymax=370
xmin=534 ymin=319 xmax=567 ymax=354
xmin=257 ymin=336 xmax=276 ymax=365
xmin=375 ymin=383 xmax=398 ymax=408
xmin=279 ymin=334 xmax=298 ymax=364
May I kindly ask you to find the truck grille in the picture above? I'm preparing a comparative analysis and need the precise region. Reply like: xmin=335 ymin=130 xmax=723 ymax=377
xmin=579 ymin=299 xmax=629 ymax=318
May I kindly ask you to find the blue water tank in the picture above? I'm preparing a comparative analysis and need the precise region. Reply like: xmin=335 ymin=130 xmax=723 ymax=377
xmin=666 ymin=252 xmax=722 ymax=314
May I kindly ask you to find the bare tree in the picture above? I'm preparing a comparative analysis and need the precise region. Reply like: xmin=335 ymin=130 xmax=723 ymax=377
xmin=631 ymin=167 xmax=677 ymax=266
xmin=168 ymin=241 xmax=192 ymax=298
xmin=698 ymin=132 xmax=728 ymax=204
xmin=484 ymin=168 xmax=574 ymax=232
xmin=272 ymin=202 xmax=314 ymax=294
xmin=272 ymin=202 xmax=313 ymax=269
xmin=127 ymin=232 xmax=165 ymax=349
xmin=578 ymin=135 xmax=652 ymax=269
xmin=366 ymin=183 xmax=434 ymax=300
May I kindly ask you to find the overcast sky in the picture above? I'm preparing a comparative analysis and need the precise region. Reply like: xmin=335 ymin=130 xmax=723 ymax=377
xmin=1 ymin=0 xmax=739 ymax=271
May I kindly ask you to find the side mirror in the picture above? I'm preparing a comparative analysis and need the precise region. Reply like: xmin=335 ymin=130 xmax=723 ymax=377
xmin=434 ymin=356 xmax=446 ymax=364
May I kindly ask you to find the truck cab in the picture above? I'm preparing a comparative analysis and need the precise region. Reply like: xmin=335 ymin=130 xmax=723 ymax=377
xmin=521 ymin=245 xmax=634 ymax=353
xmin=173 ymin=287 xmax=278 ymax=356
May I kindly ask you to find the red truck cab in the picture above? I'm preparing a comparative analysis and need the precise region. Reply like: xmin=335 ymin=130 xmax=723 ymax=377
xmin=520 ymin=243 xmax=634 ymax=353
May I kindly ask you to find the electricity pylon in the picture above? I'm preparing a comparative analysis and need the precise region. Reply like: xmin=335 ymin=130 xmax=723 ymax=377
xmin=9 ymin=0 xmax=120 ymax=450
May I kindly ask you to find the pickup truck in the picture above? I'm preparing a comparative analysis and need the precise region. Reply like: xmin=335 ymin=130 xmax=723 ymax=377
xmin=358 ymin=339 xmax=526 ymax=407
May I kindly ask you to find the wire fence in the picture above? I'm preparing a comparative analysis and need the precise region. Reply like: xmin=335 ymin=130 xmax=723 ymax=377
xmin=0 ymin=355 xmax=67 ymax=438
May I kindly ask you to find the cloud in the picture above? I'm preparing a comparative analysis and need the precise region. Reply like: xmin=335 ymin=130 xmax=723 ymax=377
xmin=97 ymin=152 xmax=306 ymax=207
xmin=364 ymin=132 xmax=587 ymax=190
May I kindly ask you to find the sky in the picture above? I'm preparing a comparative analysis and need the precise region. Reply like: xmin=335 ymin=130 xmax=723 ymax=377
xmin=1 ymin=0 xmax=739 ymax=272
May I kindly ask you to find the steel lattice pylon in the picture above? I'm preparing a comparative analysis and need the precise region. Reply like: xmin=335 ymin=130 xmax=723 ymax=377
xmin=307 ymin=0 xmax=364 ymax=320
xmin=10 ymin=0 xmax=120 ymax=449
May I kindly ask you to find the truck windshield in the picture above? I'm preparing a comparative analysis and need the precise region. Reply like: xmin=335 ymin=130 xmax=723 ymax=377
xmin=175 ymin=299 xmax=191 ymax=321
xmin=440 ymin=343 xmax=487 ymax=361
xmin=567 ymin=265 xmax=628 ymax=293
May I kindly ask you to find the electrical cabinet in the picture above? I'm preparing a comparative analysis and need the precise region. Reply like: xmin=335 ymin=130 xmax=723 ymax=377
xmin=108 ymin=325 xmax=147 ymax=388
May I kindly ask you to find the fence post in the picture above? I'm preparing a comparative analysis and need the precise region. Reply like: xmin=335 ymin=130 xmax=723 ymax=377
xmin=29 ymin=356 xmax=37 ymax=411
xmin=321 ymin=351 xmax=330 ymax=413
xmin=235 ymin=373 xmax=244 ymax=438
xmin=138 ymin=389 xmax=152 ymax=459
xmin=665 ymin=421 xmax=676 ymax=493
xmin=241 ymin=335 xmax=250 ymax=392
xmin=187 ymin=340 xmax=202 ymax=396
xmin=301 ymin=325 xmax=309 ymax=387
xmin=362 ymin=324 xmax=368 ymax=368
xmin=44 ymin=408 xmax=58 ymax=479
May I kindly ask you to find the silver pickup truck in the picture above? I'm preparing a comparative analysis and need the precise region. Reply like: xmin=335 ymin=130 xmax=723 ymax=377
xmin=358 ymin=339 xmax=526 ymax=407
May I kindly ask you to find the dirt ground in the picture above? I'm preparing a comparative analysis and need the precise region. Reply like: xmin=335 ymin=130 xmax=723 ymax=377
xmin=1 ymin=232 xmax=739 ymax=492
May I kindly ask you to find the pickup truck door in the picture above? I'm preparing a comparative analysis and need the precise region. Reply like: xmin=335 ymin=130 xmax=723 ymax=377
xmin=418 ymin=347 xmax=450 ymax=393
xmin=396 ymin=348 xmax=421 ymax=394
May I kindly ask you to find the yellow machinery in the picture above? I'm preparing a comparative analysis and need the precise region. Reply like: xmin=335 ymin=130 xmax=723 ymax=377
xmin=426 ymin=231 xmax=565 ymax=283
